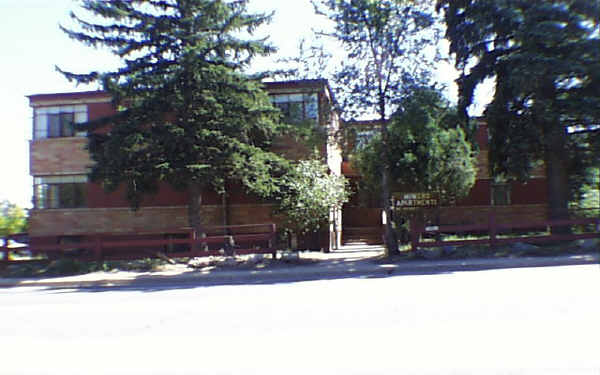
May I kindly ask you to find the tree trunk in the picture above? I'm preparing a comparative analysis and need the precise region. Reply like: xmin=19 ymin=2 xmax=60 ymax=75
xmin=382 ymin=167 xmax=399 ymax=255
xmin=379 ymin=105 xmax=399 ymax=256
xmin=222 ymin=185 xmax=231 ymax=235
xmin=545 ymin=123 xmax=570 ymax=233
xmin=188 ymin=182 xmax=206 ymax=251
xmin=537 ymin=76 xmax=570 ymax=233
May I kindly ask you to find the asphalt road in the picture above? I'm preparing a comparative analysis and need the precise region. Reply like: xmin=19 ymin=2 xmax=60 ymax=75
xmin=2 ymin=263 xmax=599 ymax=374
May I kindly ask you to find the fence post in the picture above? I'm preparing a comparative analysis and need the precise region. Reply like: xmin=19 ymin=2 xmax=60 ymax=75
xmin=93 ymin=235 xmax=102 ymax=261
xmin=489 ymin=211 xmax=497 ymax=249
xmin=1 ymin=237 xmax=7 ymax=264
xmin=410 ymin=219 xmax=419 ymax=252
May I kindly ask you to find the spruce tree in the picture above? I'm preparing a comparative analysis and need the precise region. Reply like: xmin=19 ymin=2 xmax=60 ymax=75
xmin=437 ymin=0 xmax=600 ymax=224
xmin=313 ymin=0 xmax=442 ymax=255
xmin=58 ymin=0 xmax=289 ymax=236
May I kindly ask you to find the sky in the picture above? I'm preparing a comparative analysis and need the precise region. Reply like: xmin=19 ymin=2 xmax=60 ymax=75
xmin=0 ymin=0 xmax=491 ymax=209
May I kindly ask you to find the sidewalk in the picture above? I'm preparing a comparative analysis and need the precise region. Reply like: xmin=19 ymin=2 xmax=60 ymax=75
xmin=0 ymin=244 xmax=598 ymax=289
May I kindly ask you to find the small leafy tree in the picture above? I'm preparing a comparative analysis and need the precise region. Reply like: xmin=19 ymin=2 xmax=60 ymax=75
xmin=0 ymin=201 xmax=28 ymax=237
xmin=355 ymin=88 xmax=476 ymax=225
xmin=277 ymin=159 xmax=350 ymax=245
xmin=58 ymin=0 xmax=289 ymax=236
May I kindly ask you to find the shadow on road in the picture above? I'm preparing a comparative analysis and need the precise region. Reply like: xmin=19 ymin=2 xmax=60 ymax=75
xmin=36 ymin=251 xmax=599 ymax=294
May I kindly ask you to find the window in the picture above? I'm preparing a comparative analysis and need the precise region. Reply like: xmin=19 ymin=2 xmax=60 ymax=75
xmin=34 ymin=105 xmax=87 ymax=140
xmin=270 ymin=93 xmax=318 ymax=124
xmin=355 ymin=130 xmax=377 ymax=150
xmin=48 ymin=113 xmax=74 ymax=138
xmin=34 ymin=175 xmax=88 ymax=209
xmin=491 ymin=183 xmax=511 ymax=205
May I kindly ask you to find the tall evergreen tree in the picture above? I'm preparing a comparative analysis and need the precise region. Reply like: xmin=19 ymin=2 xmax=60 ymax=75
xmin=58 ymin=0 xmax=289 ymax=236
xmin=313 ymin=0 xmax=442 ymax=255
xmin=436 ymin=0 xmax=600 ymax=224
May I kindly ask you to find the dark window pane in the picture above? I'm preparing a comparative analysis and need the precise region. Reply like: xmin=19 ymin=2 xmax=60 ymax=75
xmin=288 ymin=102 xmax=304 ymax=122
xmin=60 ymin=113 xmax=75 ymax=137
xmin=46 ymin=113 xmax=75 ymax=138
xmin=48 ymin=184 xmax=60 ymax=208
xmin=58 ymin=183 xmax=86 ymax=208
xmin=48 ymin=114 xmax=61 ymax=138
xmin=34 ymin=183 xmax=87 ymax=209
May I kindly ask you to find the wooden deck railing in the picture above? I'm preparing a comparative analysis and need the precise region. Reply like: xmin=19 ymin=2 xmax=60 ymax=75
xmin=0 ymin=224 xmax=277 ymax=264
xmin=410 ymin=213 xmax=600 ymax=251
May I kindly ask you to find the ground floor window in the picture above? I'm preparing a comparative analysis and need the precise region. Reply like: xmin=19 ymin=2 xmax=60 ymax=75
xmin=34 ymin=175 xmax=88 ymax=209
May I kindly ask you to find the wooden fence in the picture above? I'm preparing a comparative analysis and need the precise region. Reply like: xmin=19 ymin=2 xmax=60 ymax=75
xmin=0 ymin=223 xmax=277 ymax=264
xmin=410 ymin=213 xmax=600 ymax=251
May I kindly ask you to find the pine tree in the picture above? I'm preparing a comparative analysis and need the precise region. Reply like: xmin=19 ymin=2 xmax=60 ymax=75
xmin=58 ymin=0 xmax=289 ymax=236
xmin=437 ymin=0 xmax=600 ymax=225
xmin=313 ymin=0 xmax=442 ymax=255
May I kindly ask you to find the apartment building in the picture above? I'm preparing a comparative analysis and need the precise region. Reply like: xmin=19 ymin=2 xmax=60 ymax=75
xmin=27 ymin=78 xmax=548 ymax=248
xmin=27 ymin=79 xmax=341 ymax=249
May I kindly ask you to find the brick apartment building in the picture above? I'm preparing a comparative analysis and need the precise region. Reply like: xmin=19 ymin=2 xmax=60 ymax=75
xmin=27 ymin=79 xmax=548 ymax=248
xmin=342 ymin=119 xmax=549 ymax=243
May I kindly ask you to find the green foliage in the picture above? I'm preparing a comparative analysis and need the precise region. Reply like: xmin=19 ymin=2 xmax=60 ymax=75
xmin=313 ymin=0 xmax=442 ymax=254
xmin=355 ymin=88 xmax=477 ymax=204
xmin=0 ymin=200 xmax=27 ymax=237
xmin=58 ymin=1 xmax=289 ymax=214
xmin=277 ymin=159 xmax=351 ymax=235
xmin=437 ymin=0 xmax=600 ymax=217
xmin=570 ymin=167 xmax=600 ymax=216
xmin=313 ymin=0 xmax=442 ymax=120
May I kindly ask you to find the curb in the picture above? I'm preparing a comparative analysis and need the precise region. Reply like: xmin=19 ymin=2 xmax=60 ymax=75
xmin=1 ymin=253 xmax=598 ymax=289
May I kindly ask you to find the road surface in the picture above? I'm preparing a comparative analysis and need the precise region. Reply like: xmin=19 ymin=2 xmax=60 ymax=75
xmin=1 ymin=263 xmax=599 ymax=374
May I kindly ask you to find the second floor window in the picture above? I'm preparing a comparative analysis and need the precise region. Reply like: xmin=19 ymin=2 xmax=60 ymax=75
xmin=33 ymin=105 xmax=87 ymax=140
xmin=270 ymin=93 xmax=318 ymax=124
xmin=48 ymin=113 xmax=74 ymax=137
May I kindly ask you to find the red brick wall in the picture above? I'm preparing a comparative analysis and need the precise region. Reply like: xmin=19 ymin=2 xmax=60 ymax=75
xmin=475 ymin=122 xmax=489 ymax=150
xmin=30 ymin=137 xmax=91 ymax=175
xmin=457 ymin=180 xmax=491 ymax=206
xmin=342 ymin=204 xmax=549 ymax=228
xmin=87 ymin=182 xmax=206 ymax=208
xmin=88 ymin=102 xmax=116 ymax=120
xmin=476 ymin=151 xmax=490 ymax=179
xmin=28 ymin=204 xmax=280 ymax=237
xmin=511 ymin=178 xmax=548 ymax=204
xmin=437 ymin=204 xmax=548 ymax=225
xmin=85 ymin=182 xmax=265 ymax=208
xmin=343 ymin=207 xmax=382 ymax=227
xmin=29 ymin=206 xmax=191 ymax=236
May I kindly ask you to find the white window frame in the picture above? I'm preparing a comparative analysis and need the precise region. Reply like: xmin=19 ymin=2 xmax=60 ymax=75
xmin=33 ymin=105 xmax=88 ymax=140
xmin=270 ymin=93 xmax=319 ymax=123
